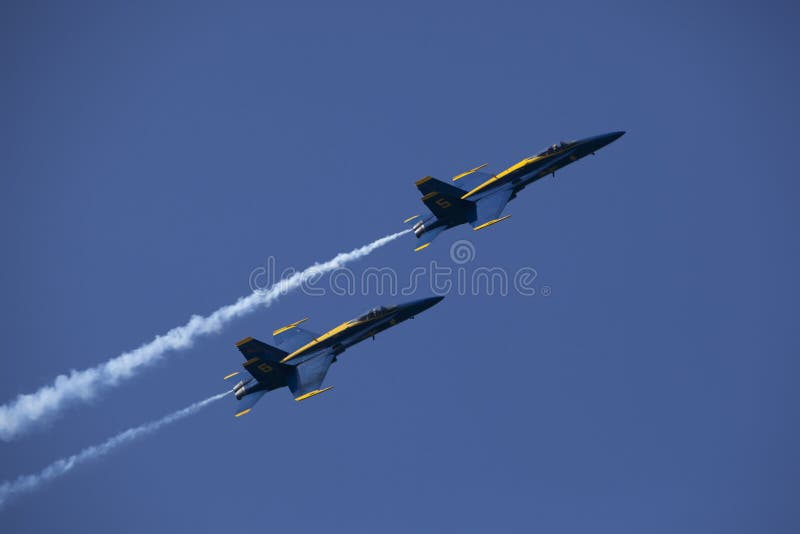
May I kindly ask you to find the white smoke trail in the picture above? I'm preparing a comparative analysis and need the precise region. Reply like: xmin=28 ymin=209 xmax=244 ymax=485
xmin=0 ymin=391 xmax=228 ymax=511
xmin=0 ymin=230 xmax=409 ymax=441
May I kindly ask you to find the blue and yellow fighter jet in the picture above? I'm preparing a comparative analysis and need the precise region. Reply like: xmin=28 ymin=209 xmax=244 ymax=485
xmin=224 ymin=296 xmax=444 ymax=417
xmin=405 ymin=131 xmax=625 ymax=250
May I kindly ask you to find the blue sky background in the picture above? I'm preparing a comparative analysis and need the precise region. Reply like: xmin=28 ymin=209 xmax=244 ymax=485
xmin=1 ymin=1 xmax=798 ymax=532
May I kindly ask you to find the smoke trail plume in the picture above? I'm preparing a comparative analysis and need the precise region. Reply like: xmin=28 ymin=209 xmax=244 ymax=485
xmin=0 ymin=391 xmax=228 ymax=510
xmin=0 ymin=230 xmax=409 ymax=441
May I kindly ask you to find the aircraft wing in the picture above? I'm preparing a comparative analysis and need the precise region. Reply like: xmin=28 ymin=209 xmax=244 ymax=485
xmin=452 ymin=170 xmax=494 ymax=192
xmin=273 ymin=322 xmax=321 ymax=353
xmin=472 ymin=188 xmax=513 ymax=231
xmin=288 ymin=351 xmax=335 ymax=401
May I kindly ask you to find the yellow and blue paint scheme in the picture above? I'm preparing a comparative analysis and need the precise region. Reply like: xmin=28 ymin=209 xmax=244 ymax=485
xmin=226 ymin=296 xmax=444 ymax=416
xmin=408 ymin=131 xmax=625 ymax=249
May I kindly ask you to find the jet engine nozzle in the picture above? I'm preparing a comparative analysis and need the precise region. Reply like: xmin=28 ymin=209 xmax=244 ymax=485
xmin=232 ymin=378 xmax=252 ymax=400
xmin=412 ymin=221 xmax=425 ymax=237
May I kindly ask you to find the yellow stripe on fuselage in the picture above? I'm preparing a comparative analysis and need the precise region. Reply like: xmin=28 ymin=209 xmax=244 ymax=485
xmin=279 ymin=320 xmax=362 ymax=363
xmin=279 ymin=306 xmax=399 ymax=364
xmin=460 ymin=149 xmax=568 ymax=199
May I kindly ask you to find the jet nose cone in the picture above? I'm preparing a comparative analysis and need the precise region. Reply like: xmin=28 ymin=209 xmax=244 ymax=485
xmin=416 ymin=296 xmax=445 ymax=309
xmin=403 ymin=296 xmax=445 ymax=315
xmin=597 ymin=130 xmax=625 ymax=146
xmin=583 ymin=130 xmax=625 ymax=152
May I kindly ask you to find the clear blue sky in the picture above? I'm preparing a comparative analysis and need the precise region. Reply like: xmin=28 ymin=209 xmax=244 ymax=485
xmin=2 ymin=2 xmax=798 ymax=532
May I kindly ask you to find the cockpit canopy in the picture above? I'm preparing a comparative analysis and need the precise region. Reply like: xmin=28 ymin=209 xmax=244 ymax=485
xmin=354 ymin=305 xmax=394 ymax=322
xmin=531 ymin=140 xmax=573 ymax=159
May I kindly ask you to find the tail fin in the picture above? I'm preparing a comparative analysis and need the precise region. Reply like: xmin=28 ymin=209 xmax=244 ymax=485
xmin=235 ymin=336 xmax=292 ymax=389
xmin=415 ymin=177 xmax=475 ymax=221
xmin=235 ymin=337 xmax=289 ymax=363
xmin=415 ymin=175 xmax=467 ymax=197
xmin=241 ymin=356 xmax=291 ymax=383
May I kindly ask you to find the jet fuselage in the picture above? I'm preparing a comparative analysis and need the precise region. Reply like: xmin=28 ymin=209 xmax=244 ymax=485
xmin=408 ymin=131 xmax=625 ymax=249
xmin=279 ymin=296 xmax=444 ymax=364
xmin=462 ymin=131 xmax=626 ymax=201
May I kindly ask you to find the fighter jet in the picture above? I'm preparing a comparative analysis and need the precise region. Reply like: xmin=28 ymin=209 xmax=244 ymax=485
xmin=224 ymin=296 xmax=444 ymax=417
xmin=405 ymin=131 xmax=625 ymax=250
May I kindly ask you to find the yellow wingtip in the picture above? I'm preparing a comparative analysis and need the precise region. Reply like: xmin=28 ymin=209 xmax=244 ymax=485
xmin=473 ymin=214 xmax=512 ymax=231
xmin=403 ymin=215 xmax=420 ymax=223
xmin=234 ymin=408 xmax=252 ymax=418
xmin=235 ymin=336 xmax=254 ymax=347
xmin=414 ymin=243 xmax=431 ymax=252
xmin=294 ymin=386 xmax=334 ymax=402
xmin=273 ymin=317 xmax=309 ymax=336
xmin=452 ymin=163 xmax=488 ymax=181
xmin=223 ymin=372 xmax=240 ymax=380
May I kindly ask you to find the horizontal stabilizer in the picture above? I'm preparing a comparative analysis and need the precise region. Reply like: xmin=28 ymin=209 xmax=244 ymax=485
xmin=414 ymin=226 xmax=445 ymax=252
xmin=234 ymin=390 xmax=267 ymax=417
